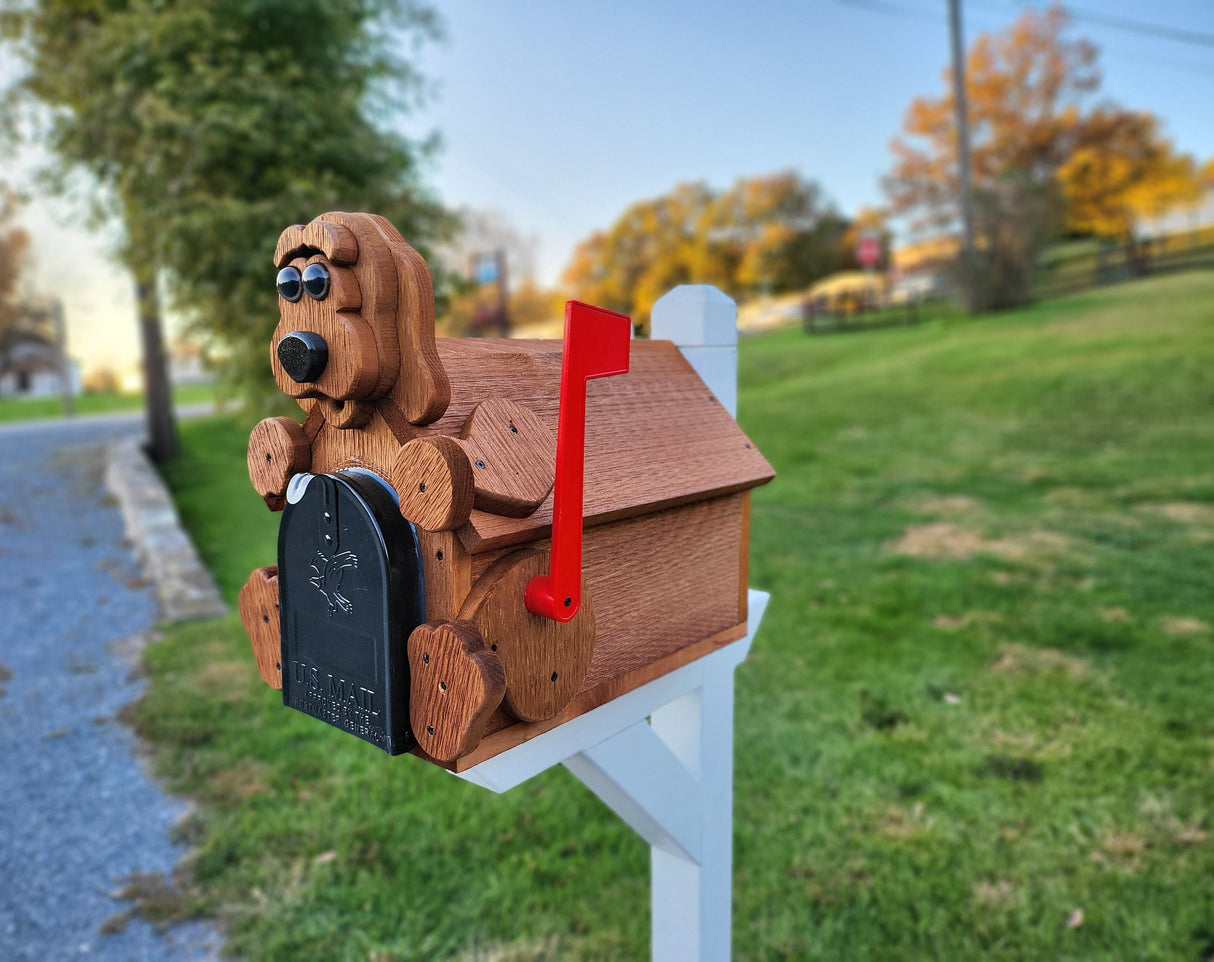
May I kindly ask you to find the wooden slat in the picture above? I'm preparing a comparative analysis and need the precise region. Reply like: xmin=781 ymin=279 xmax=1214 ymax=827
xmin=417 ymin=530 xmax=472 ymax=624
xmin=739 ymin=491 xmax=751 ymax=624
xmin=578 ymin=492 xmax=746 ymax=691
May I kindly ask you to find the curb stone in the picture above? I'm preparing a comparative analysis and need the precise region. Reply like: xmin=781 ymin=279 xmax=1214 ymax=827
xmin=105 ymin=436 xmax=227 ymax=622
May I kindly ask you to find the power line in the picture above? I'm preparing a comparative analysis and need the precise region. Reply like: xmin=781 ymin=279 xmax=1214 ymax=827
xmin=1014 ymin=1 xmax=1214 ymax=50
xmin=842 ymin=0 xmax=1214 ymax=76
xmin=837 ymin=0 xmax=944 ymax=26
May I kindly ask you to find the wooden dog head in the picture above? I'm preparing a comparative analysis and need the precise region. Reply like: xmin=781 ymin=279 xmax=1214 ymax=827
xmin=272 ymin=212 xmax=449 ymax=429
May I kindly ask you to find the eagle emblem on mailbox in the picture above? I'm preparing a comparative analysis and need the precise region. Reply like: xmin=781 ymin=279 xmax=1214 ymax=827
xmin=309 ymin=548 xmax=358 ymax=615
xmin=239 ymin=211 xmax=774 ymax=768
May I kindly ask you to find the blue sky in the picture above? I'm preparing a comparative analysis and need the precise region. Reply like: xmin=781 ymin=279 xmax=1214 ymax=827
xmin=415 ymin=0 xmax=1213 ymax=284
xmin=13 ymin=0 xmax=1214 ymax=371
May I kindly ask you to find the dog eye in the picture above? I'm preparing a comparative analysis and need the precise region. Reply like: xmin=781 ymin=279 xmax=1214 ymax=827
xmin=276 ymin=266 xmax=303 ymax=302
xmin=302 ymin=263 xmax=330 ymax=300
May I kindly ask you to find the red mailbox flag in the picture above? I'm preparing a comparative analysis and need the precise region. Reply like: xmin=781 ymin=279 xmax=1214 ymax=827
xmin=525 ymin=300 xmax=631 ymax=622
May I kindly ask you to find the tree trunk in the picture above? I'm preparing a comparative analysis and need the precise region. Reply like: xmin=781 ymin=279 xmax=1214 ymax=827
xmin=52 ymin=300 xmax=74 ymax=418
xmin=135 ymin=264 xmax=178 ymax=462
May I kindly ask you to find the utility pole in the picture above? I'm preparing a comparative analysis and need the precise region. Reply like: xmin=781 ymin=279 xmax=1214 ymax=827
xmin=948 ymin=0 xmax=977 ymax=309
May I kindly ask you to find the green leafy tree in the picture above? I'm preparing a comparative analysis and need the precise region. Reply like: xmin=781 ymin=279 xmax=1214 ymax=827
xmin=2 ymin=0 xmax=451 ymax=457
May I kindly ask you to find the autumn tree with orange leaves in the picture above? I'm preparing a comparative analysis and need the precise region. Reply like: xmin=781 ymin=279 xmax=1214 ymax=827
xmin=1057 ymin=109 xmax=1199 ymax=267
xmin=885 ymin=4 xmax=1198 ymax=309
xmin=563 ymin=172 xmax=848 ymax=331
xmin=0 ymin=195 xmax=30 ymax=343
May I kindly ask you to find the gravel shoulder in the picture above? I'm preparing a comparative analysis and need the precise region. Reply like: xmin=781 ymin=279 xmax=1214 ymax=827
xmin=0 ymin=419 xmax=225 ymax=961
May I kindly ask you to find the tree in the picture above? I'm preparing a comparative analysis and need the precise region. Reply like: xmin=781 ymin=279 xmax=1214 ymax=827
xmin=0 ymin=193 xmax=30 ymax=344
xmin=701 ymin=172 xmax=849 ymax=299
xmin=563 ymin=181 xmax=714 ymax=330
xmin=563 ymin=172 xmax=846 ymax=332
xmin=1 ymin=0 xmax=451 ymax=458
xmin=885 ymin=5 xmax=1199 ymax=309
xmin=885 ymin=5 xmax=1099 ymax=309
xmin=1057 ymin=108 xmax=1200 ymax=269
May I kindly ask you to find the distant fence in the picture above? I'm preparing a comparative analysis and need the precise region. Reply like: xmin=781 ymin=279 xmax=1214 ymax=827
xmin=801 ymin=295 xmax=923 ymax=335
xmin=1034 ymin=227 xmax=1214 ymax=301
xmin=796 ymin=227 xmax=1214 ymax=337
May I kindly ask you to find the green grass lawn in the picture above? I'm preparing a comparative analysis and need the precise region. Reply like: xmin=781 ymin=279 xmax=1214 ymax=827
xmin=0 ymin=382 xmax=216 ymax=422
xmin=139 ymin=272 xmax=1214 ymax=960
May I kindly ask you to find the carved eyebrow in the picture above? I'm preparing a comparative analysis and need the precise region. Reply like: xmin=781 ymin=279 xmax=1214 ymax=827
xmin=274 ymin=220 xmax=359 ymax=268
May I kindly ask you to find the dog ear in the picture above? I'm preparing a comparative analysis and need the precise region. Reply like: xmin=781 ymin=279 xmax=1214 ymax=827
xmin=365 ymin=214 xmax=451 ymax=426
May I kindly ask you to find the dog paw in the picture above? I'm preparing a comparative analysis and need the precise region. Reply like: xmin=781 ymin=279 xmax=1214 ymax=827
xmin=408 ymin=621 xmax=505 ymax=761
xmin=238 ymin=566 xmax=282 ymax=688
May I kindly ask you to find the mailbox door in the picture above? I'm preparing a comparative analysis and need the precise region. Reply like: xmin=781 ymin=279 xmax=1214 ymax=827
xmin=278 ymin=471 xmax=424 ymax=754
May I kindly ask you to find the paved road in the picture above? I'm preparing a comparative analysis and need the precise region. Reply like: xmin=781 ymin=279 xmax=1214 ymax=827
xmin=0 ymin=416 xmax=223 ymax=961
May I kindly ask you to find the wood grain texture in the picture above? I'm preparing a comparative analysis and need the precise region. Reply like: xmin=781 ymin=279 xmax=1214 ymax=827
xmin=238 ymin=566 xmax=282 ymax=689
xmin=301 ymin=402 xmax=325 ymax=442
xmin=417 ymin=530 xmax=472 ymax=623
xmin=458 ymin=549 xmax=595 ymax=722
xmin=316 ymin=397 xmax=374 ymax=430
xmin=367 ymin=214 xmax=451 ymax=425
xmin=739 ymin=491 xmax=751 ymax=623
xmin=577 ymin=493 xmax=744 ymax=691
xmin=408 ymin=620 xmax=505 ymax=761
xmin=391 ymin=436 xmax=475 ymax=532
xmin=283 ymin=311 xmax=771 ymax=530
xmin=273 ymin=213 xmax=404 ymax=427
xmin=272 ymin=281 xmax=381 ymax=402
xmin=318 ymin=212 xmax=402 ymax=401
xmin=247 ymin=417 xmax=310 ymax=511
xmin=457 ymin=397 xmax=555 ymax=517
xmin=306 ymin=408 xmax=402 ymax=478
xmin=274 ymin=220 xmax=359 ymax=267
xmin=446 ymin=619 xmax=747 ymax=772
xmin=427 ymin=494 xmax=747 ymax=768
xmin=423 ymin=338 xmax=773 ymax=553
xmin=378 ymin=397 xmax=420 ymax=445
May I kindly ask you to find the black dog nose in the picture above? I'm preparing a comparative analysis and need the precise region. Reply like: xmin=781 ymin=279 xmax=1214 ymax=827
xmin=277 ymin=331 xmax=329 ymax=383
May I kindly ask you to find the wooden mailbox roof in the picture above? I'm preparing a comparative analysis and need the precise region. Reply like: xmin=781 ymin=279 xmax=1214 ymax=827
xmin=428 ymin=337 xmax=775 ymax=553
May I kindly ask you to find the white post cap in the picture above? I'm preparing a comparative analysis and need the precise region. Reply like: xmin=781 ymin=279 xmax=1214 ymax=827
xmin=650 ymin=285 xmax=737 ymax=348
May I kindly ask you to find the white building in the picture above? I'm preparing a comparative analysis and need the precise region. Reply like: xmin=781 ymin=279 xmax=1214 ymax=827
xmin=0 ymin=331 xmax=82 ymax=399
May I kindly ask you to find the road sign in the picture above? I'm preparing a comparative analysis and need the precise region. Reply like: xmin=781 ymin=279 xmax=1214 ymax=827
xmin=856 ymin=232 xmax=881 ymax=269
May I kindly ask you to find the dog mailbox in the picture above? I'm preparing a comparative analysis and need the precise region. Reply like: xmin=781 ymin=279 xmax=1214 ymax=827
xmin=239 ymin=211 xmax=774 ymax=768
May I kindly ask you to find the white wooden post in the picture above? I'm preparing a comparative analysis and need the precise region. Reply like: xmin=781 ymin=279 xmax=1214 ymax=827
xmin=456 ymin=286 xmax=758 ymax=961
